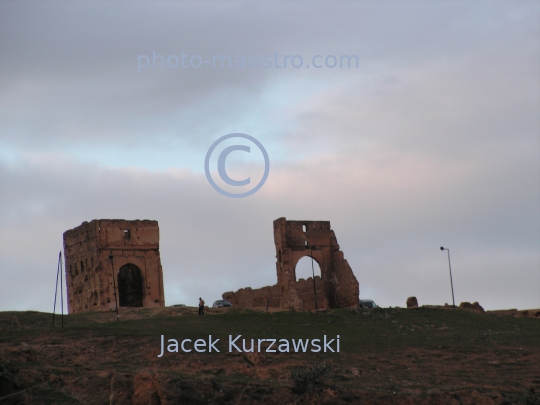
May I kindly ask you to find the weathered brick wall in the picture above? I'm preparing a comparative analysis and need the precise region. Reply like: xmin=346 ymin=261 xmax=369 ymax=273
xmin=295 ymin=277 xmax=324 ymax=311
xmin=275 ymin=218 xmax=359 ymax=311
xmin=223 ymin=285 xmax=281 ymax=308
xmin=63 ymin=219 xmax=165 ymax=314
xmin=222 ymin=277 xmax=324 ymax=310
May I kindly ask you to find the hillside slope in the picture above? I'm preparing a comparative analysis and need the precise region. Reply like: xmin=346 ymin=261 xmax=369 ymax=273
xmin=1 ymin=306 xmax=539 ymax=404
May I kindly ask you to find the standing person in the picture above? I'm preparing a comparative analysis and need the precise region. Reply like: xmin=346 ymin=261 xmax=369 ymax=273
xmin=198 ymin=297 xmax=205 ymax=316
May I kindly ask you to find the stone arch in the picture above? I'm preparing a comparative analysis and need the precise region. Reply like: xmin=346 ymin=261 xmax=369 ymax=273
xmin=293 ymin=255 xmax=322 ymax=281
xmin=273 ymin=217 xmax=359 ymax=310
xmin=222 ymin=217 xmax=359 ymax=311
xmin=294 ymin=255 xmax=324 ymax=310
xmin=117 ymin=263 xmax=144 ymax=307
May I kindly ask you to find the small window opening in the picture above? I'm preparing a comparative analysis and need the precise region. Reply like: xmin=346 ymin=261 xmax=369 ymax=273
xmin=124 ymin=229 xmax=131 ymax=239
xmin=302 ymin=225 xmax=307 ymax=232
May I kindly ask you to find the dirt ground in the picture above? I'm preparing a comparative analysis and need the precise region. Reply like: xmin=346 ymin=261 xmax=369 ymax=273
xmin=1 ymin=306 xmax=539 ymax=404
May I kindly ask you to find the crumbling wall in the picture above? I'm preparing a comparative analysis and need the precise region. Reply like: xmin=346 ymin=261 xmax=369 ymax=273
xmin=295 ymin=277 xmax=324 ymax=311
xmin=274 ymin=217 xmax=359 ymax=310
xmin=223 ymin=217 xmax=359 ymax=311
xmin=63 ymin=219 xmax=165 ymax=314
xmin=223 ymin=285 xmax=281 ymax=308
xmin=223 ymin=277 xmax=324 ymax=310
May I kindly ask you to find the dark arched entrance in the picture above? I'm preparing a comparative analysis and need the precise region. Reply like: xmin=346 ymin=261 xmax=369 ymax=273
xmin=117 ymin=263 xmax=143 ymax=307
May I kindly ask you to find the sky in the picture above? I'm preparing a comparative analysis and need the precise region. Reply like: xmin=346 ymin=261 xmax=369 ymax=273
xmin=1 ymin=1 xmax=539 ymax=312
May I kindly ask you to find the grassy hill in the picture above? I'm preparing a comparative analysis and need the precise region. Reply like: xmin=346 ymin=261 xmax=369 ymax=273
xmin=1 ymin=306 xmax=539 ymax=404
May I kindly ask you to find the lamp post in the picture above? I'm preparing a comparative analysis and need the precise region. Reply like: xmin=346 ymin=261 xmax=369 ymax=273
xmin=109 ymin=254 xmax=119 ymax=321
xmin=309 ymin=245 xmax=317 ymax=310
xmin=440 ymin=247 xmax=456 ymax=309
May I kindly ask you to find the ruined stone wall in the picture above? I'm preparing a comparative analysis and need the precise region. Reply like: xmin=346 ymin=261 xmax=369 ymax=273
xmin=63 ymin=219 xmax=165 ymax=314
xmin=223 ymin=285 xmax=280 ymax=309
xmin=274 ymin=217 xmax=359 ymax=310
xmin=222 ymin=217 xmax=359 ymax=311
xmin=223 ymin=277 xmax=324 ymax=310
xmin=295 ymin=277 xmax=324 ymax=311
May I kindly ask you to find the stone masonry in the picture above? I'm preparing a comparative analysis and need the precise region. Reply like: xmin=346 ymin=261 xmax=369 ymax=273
xmin=63 ymin=219 xmax=165 ymax=314
xmin=223 ymin=217 xmax=359 ymax=311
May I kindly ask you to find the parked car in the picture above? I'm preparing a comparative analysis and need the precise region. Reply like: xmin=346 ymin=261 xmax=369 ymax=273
xmin=360 ymin=300 xmax=378 ymax=308
xmin=212 ymin=300 xmax=232 ymax=308
xmin=170 ymin=304 xmax=186 ymax=307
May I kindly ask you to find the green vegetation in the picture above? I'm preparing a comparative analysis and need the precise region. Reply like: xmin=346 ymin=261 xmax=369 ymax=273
xmin=3 ymin=306 xmax=539 ymax=350
xmin=1 ymin=307 xmax=539 ymax=404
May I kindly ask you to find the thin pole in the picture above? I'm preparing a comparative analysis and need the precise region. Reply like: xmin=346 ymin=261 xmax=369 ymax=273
xmin=310 ymin=247 xmax=317 ymax=310
xmin=447 ymin=249 xmax=456 ymax=309
xmin=110 ymin=254 xmax=119 ymax=321
xmin=60 ymin=252 xmax=64 ymax=327
xmin=52 ymin=251 xmax=61 ymax=326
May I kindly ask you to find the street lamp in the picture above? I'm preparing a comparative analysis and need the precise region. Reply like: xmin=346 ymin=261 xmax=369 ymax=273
xmin=306 ymin=245 xmax=318 ymax=310
xmin=440 ymin=247 xmax=456 ymax=309
xmin=109 ymin=253 xmax=119 ymax=321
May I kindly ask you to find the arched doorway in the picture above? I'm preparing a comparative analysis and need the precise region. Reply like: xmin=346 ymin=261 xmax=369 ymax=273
xmin=117 ymin=263 xmax=143 ymax=307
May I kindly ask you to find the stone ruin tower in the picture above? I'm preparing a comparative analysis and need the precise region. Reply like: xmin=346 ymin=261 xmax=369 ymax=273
xmin=223 ymin=217 xmax=359 ymax=311
xmin=274 ymin=217 xmax=359 ymax=310
xmin=63 ymin=219 xmax=165 ymax=314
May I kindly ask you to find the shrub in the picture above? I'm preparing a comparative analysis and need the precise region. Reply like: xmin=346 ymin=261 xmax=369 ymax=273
xmin=522 ymin=388 xmax=540 ymax=405
xmin=290 ymin=361 xmax=334 ymax=393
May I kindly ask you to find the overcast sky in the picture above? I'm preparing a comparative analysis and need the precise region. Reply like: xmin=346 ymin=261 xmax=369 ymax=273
xmin=1 ymin=1 xmax=539 ymax=312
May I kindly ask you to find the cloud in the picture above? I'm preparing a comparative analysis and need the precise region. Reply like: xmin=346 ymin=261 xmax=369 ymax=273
xmin=1 ymin=128 xmax=538 ymax=311
xmin=0 ymin=1 xmax=539 ymax=312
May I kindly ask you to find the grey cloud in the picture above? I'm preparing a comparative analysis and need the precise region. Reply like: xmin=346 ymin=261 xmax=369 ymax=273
xmin=285 ymin=40 xmax=539 ymax=158
xmin=1 ymin=137 xmax=538 ymax=312
xmin=2 ymin=1 xmax=537 ymax=150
